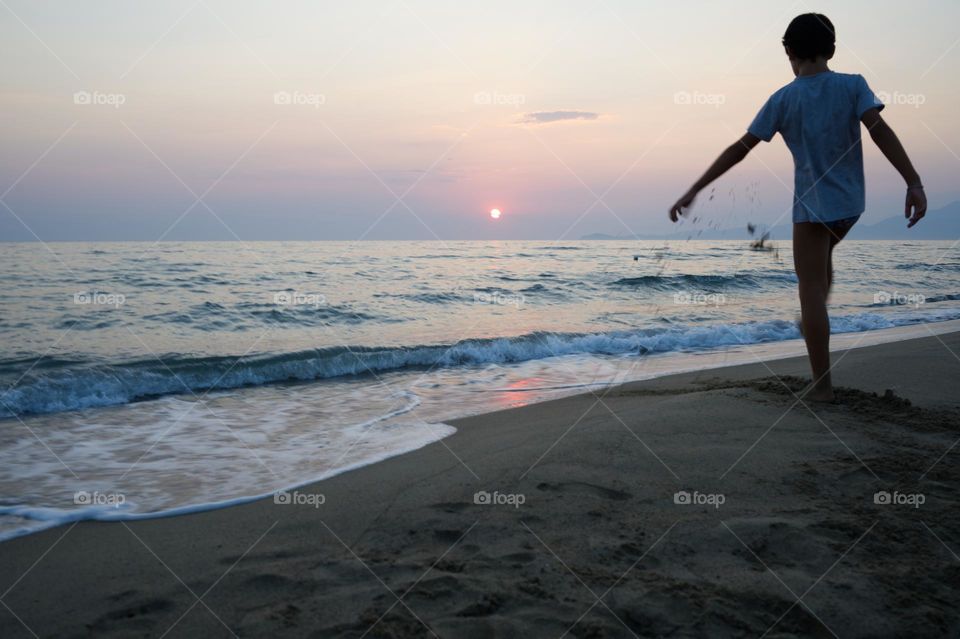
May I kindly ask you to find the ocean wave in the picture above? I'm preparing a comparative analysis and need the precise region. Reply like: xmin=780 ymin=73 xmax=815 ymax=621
xmin=384 ymin=292 xmax=463 ymax=304
xmin=865 ymin=292 xmax=960 ymax=308
xmin=56 ymin=316 xmax=123 ymax=330
xmin=0 ymin=392 xmax=455 ymax=542
xmin=610 ymin=272 xmax=795 ymax=290
xmin=139 ymin=301 xmax=382 ymax=329
xmin=894 ymin=262 xmax=960 ymax=272
xmin=3 ymin=309 xmax=957 ymax=418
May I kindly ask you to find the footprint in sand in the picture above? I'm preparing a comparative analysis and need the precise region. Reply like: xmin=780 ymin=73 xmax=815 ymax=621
xmin=93 ymin=597 xmax=176 ymax=631
xmin=536 ymin=481 xmax=632 ymax=501
xmin=430 ymin=501 xmax=470 ymax=514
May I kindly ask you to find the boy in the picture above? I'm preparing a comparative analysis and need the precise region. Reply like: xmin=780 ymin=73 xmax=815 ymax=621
xmin=669 ymin=13 xmax=927 ymax=402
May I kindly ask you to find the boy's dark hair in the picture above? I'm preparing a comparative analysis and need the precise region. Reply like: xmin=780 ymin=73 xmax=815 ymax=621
xmin=782 ymin=13 xmax=836 ymax=61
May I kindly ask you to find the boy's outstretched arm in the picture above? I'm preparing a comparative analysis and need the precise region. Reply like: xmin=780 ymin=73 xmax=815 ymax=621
xmin=669 ymin=133 xmax=761 ymax=222
xmin=861 ymin=107 xmax=927 ymax=228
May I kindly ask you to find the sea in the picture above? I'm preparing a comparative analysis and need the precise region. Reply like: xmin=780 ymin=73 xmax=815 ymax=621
xmin=1 ymin=239 xmax=958 ymax=539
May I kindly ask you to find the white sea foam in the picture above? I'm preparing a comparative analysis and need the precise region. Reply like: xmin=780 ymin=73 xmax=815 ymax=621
xmin=4 ymin=309 xmax=959 ymax=418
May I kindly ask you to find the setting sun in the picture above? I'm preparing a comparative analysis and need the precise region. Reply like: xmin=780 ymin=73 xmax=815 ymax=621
xmin=490 ymin=208 xmax=502 ymax=219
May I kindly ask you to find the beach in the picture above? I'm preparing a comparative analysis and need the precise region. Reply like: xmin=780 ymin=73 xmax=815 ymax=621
xmin=4 ymin=239 xmax=960 ymax=542
xmin=1 ymin=329 xmax=958 ymax=638
xmin=3 ymin=1 xmax=958 ymax=636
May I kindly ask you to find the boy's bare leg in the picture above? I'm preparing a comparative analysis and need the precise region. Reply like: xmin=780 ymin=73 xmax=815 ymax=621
xmin=826 ymin=224 xmax=852 ymax=296
xmin=793 ymin=222 xmax=835 ymax=402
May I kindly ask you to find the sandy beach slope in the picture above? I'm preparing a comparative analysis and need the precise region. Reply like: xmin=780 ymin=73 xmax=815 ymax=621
xmin=1 ymin=330 xmax=959 ymax=638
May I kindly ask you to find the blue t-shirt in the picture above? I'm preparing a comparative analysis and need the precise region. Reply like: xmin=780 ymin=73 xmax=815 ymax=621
xmin=748 ymin=71 xmax=884 ymax=224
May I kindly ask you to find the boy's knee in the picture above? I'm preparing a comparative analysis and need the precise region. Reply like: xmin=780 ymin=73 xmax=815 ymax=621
xmin=797 ymin=282 xmax=828 ymax=303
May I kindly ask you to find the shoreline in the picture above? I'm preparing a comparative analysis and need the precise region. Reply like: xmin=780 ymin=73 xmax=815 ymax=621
xmin=2 ymin=318 xmax=959 ymax=545
xmin=2 ymin=317 xmax=960 ymax=547
xmin=1 ymin=328 xmax=959 ymax=636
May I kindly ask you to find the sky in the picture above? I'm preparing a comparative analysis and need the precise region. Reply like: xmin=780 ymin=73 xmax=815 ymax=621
xmin=1 ymin=0 xmax=959 ymax=241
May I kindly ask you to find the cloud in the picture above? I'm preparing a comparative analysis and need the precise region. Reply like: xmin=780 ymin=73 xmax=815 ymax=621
xmin=519 ymin=110 xmax=600 ymax=125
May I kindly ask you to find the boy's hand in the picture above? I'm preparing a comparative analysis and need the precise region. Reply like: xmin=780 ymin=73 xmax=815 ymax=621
xmin=669 ymin=191 xmax=696 ymax=222
xmin=905 ymin=186 xmax=927 ymax=228
xmin=668 ymin=134 xmax=758 ymax=223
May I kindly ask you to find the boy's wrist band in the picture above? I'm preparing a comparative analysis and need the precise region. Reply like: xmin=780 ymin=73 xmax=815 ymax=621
xmin=907 ymin=184 xmax=924 ymax=190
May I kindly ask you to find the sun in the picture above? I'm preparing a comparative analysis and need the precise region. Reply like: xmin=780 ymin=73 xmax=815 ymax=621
xmin=490 ymin=208 xmax=502 ymax=220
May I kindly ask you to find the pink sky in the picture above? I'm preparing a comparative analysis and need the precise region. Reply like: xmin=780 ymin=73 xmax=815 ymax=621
xmin=2 ymin=0 xmax=959 ymax=240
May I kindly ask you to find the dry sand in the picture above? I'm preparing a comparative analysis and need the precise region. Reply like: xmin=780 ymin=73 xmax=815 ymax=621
xmin=1 ymin=331 xmax=959 ymax=638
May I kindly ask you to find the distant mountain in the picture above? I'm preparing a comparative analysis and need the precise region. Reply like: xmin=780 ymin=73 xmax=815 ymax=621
xmin=847 ymin=200 xmax=960 ymax=239
xmin=580 ymin=201 xmax=960 ymax=241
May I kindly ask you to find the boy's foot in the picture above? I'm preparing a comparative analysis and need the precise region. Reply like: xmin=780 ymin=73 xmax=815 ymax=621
xmin=802 ymin=385 xmax=835 ymax=403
